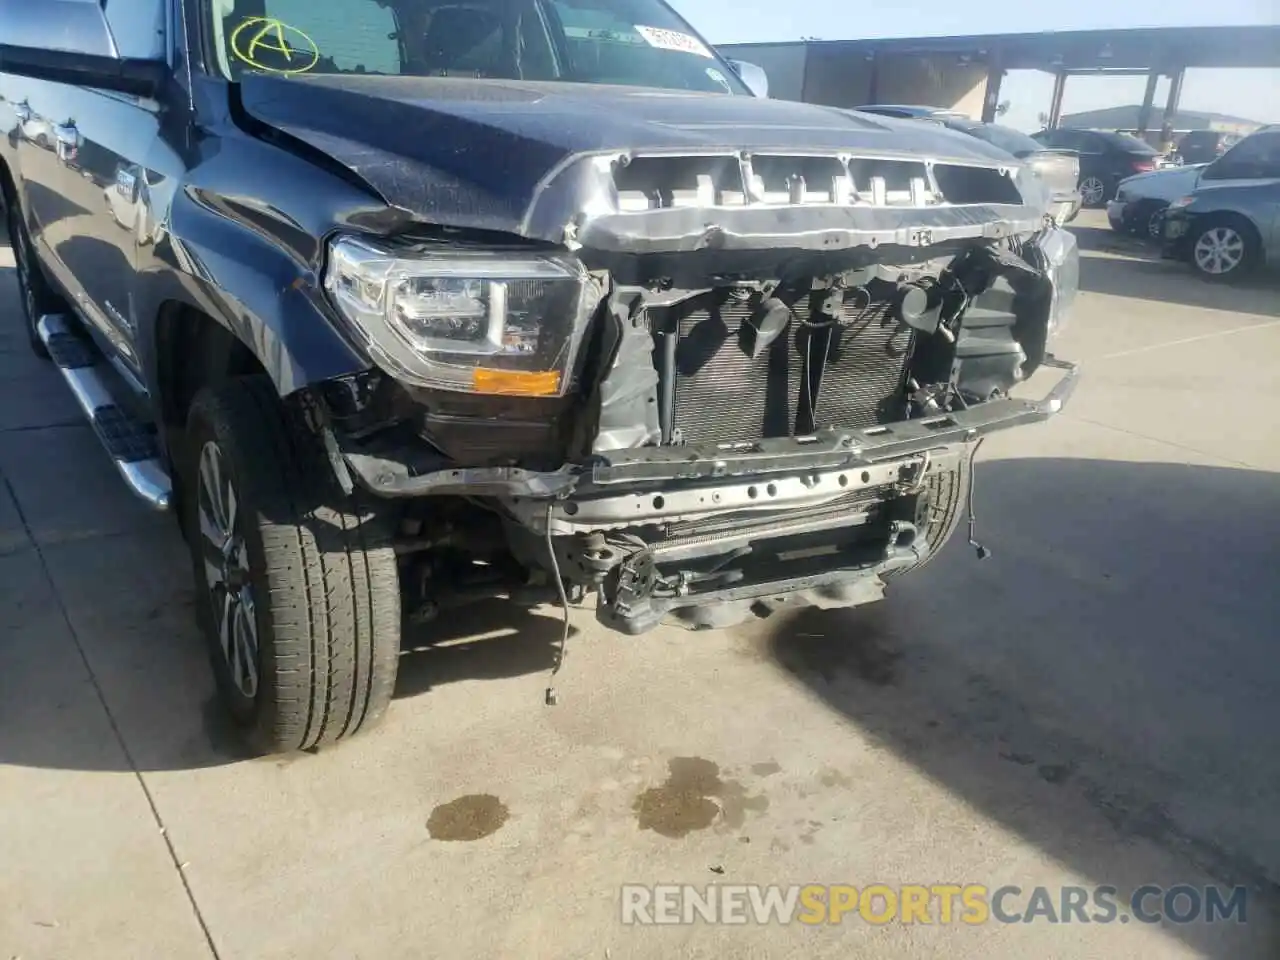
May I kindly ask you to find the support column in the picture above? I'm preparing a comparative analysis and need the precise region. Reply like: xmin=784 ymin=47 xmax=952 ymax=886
xmin=1158 ymin=67 xmax=1185 ymax=148
xmin=1136 ymin=69 xmax=1159 ymax=135
xmin=865 ymin=53 xmax=880 ymax=105
xmin=1047 ymin=70 xmax=1067 ymax=128
xmin=981 ymin=53 xmax=1004 ymax=124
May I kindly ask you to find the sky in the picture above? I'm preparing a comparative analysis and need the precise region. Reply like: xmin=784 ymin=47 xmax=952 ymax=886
xmin=677 ymin=0 xmax=1279 ymax=132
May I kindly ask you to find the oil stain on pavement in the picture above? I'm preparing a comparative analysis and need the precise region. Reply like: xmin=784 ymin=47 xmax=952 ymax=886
xmin=427 ymin=794 xmax=510 ymax=841
xmin=633 ymin=757 xmax=769 ymax=838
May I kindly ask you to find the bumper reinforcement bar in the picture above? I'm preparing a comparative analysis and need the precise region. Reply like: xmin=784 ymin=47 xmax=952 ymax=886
xmin=342 ymin=356 xmax=1077 ymax=501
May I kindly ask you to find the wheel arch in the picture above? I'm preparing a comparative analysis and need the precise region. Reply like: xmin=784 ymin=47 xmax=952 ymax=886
xmin=1192 ymin=209 xmax=1265 ymax=247
xmin=1185 ymin=209 xmax=1264 ymax=278
xmin=0 ymin=157 xmax=15 ymax=209
xmin=134 ymin=182 xmax=376 ymax=417
xmin=152 ymin=301 xmax=266 ymax=433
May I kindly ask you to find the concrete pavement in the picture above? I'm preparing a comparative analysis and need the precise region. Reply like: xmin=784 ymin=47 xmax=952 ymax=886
xmin=1 ymin=212 xmax=1278 ymax=959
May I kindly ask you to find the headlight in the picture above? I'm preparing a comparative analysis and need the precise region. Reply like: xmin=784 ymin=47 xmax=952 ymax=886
xmin=1167 ymin=195 xmax=1195 ymax=210
xmin=323 ymin=236 xmax=598 ymax=397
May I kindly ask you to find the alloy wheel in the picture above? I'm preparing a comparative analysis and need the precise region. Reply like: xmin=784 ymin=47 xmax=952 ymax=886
xmin=1147 ymin=208 xmax=1165 ymax=239
xmin=1193 ymin=226 xmax=1245 ymax=276
xmin=1080 ymin=177 xmax=1106 ymax=206
xmin=197 ymin=440 xmax=259 ymax=699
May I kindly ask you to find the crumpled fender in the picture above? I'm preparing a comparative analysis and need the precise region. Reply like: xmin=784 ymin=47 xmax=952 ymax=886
xmin=132 ymin=133 xmax=397 ymax=398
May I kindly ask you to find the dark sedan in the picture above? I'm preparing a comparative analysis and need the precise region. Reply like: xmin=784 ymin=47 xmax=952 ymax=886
xmin=1032 ymin=127 xmax=1163 ymax=208
xmin=853 ymin=104 xmax=971 ymax=121
xmin=1174 ymin=130 xmax=1242 ymax=166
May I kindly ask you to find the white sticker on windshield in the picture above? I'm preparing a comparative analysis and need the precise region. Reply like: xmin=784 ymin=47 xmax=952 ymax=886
xmin=705 ymin=67 xmax=732 ymax=93
xmin=634 ymin=25 xmax=714 ymax=58
xmin=563 ymin=26 xmax=648 ymax=46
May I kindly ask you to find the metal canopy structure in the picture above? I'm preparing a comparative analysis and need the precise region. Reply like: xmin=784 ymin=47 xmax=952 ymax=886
xmin=722 ymin=25 xmax=1280 ymax=136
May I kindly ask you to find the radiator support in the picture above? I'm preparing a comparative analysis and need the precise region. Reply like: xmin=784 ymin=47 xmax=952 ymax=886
xmin=660 ymin=280 xmax=916 ymax=446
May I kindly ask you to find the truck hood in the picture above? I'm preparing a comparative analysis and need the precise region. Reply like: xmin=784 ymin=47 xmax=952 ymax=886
xmin=237 ymin=73 xmax=1044 ymax=253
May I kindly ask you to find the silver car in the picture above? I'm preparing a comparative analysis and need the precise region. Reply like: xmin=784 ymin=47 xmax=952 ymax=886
xmin=1110 ymin=125 xmax=1280 ymax=241
xmin=1162 ymin=179 xmax=1280 ymax=280
xmin=1107 ymin=164 xmax=1208 ymax=238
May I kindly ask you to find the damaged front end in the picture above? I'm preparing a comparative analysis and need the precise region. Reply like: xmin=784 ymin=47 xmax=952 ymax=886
xmin=316 ymin=145 xmax=1080 ymax=634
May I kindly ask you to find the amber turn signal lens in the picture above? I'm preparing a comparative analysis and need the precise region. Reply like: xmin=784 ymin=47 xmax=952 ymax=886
xmin=471 ymin=367 xmax=562 ymax=396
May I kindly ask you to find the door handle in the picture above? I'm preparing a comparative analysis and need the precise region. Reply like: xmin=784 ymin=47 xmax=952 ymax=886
xmin=13 ymin=100 xmax=31 ymax=123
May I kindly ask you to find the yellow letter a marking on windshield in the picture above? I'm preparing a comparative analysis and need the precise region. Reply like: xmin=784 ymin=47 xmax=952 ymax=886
xmin=249 ymin=20 xmax=293 ymax=61
xmin=230 ymin=17 xmax=320 ymax=74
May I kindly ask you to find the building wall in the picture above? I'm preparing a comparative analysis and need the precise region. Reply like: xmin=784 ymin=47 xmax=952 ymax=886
xmin=871 ymin=56 xmax=988 ymax=116
xmin=719 ymin=43 xmax=989 ymax=115
xmin=796 ymin=46 xmax=874 ymax=106
xmin=717 ymin=44 xmax=809 ymax=102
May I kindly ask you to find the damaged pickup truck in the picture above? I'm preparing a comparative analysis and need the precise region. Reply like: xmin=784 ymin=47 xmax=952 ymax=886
xmin=0 ymin=0 xmax=1078 ymax=753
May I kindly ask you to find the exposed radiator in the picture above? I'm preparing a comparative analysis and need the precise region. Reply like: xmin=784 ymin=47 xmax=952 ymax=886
xmin=667 ymin=286 xmax=914 ymax=445
xmin=670 ymin=293 xmax=802 ymax=445
xmin=803 ymin=298 xmax=914 ymax=430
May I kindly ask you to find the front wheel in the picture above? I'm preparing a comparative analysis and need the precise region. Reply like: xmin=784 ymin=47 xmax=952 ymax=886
xmin=1127 ymin=199 xmax=1167 ymax=241
xmin=1188 ymin=217 xmax=1259 ymax=281
xmin=184 ymin=375 xmax=402 ymax=754
xmin=1079 ymin=176 xmax=1109 ymax=208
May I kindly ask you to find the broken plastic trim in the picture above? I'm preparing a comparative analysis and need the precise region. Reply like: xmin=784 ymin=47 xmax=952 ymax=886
xmin=339 ymin=357 xmax=1078 ymax=500
xmin=525 ymin=149 xmax=1041 ymax=250
xmin=567 ymin=202 xmax=1047 ymax=256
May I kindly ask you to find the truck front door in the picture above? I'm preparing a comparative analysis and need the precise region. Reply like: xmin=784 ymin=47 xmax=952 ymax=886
xmin=42 ymin=0 xmax=171 ymax=381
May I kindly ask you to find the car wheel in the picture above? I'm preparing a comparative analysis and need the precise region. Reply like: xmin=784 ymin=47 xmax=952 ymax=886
xmin=1188 ymin=217 xmax=1260 ymax=281
xmin=1079 ymin=176 xmax=1108 ymax=208
xmin=5 ymin=198 xmax=65 ymax=359
xmin=883 ymin=452 xmax=970 ymax=578
xmin=185 ymin=375 xmax=402 ymax=754
xmin=1144 ymin=204 xmax=1168 ymax=240
xmin=1126 ymin=200 xmax=1167 ymax=240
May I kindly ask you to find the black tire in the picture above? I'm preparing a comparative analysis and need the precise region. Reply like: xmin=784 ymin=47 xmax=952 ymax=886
xmin=1127 ymin=199 xmax=1167 ymax=241
xmin=884 ymin=451 xmax=970 ymax=579
xmin=184 ymin=375 xmax=401 ymax=754
xmin=1187 ymin=215 xmax=1261 ymax=282
xmin=5 ymin=195 xmax=65 ymax=359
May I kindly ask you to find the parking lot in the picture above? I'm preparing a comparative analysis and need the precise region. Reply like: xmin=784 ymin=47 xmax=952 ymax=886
xmin=1 ymin=209 xmax=1278 ymax=959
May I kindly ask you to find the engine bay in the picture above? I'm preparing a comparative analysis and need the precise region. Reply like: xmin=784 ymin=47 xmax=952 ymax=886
xmin=321 ymin=224 xmax=1077 ymax=635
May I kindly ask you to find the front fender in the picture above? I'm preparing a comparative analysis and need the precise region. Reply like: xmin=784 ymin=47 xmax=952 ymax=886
xmin=136 ymin=192 xmax=368 ymax=396
xmin=131 ymin=127 xmax=404 ymax=401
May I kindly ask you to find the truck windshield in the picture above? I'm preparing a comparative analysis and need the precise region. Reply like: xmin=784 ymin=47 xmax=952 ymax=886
xmin=207 ymin=0 xmax=749 ymax=95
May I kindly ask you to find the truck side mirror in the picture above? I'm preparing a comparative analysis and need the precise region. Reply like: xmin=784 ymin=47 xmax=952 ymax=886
xmin=0 ymin=0 xmax=167 ymax=98
xmin=725 ymin=59 xmax=769 ymax=98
